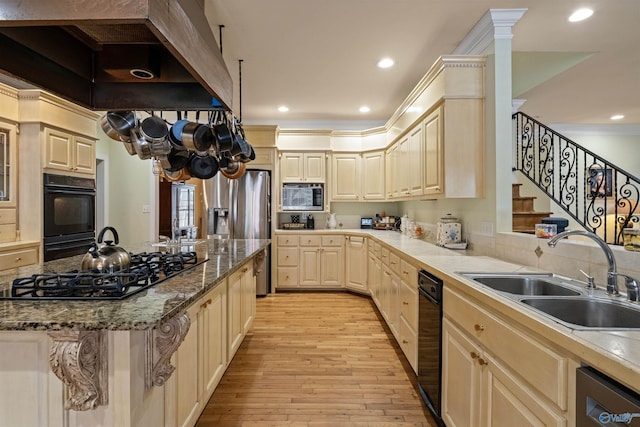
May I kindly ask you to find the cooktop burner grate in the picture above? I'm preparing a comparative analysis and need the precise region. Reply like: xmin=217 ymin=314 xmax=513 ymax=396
xmin=7 ymin=251 xmax=205 ymax=300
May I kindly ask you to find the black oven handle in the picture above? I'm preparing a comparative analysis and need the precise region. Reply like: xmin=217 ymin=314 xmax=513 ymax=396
xmin=419 ymin=285 xmax=440 ymax=305
xmin=45 ymin=188 xmax=96 ymax=196
xmin=45 ymin=240 xmax=94 ymax=252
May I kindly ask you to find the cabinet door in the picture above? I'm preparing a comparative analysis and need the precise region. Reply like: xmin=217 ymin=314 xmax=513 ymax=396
xmin=173 ymin=303 xmax=201 ymax=427
xmin=345 ymin=236 xmax=367 ymax=293
xmin=442 ymin=318 xmax=482 ymax=427
xmin=423 ymin=106 xmax=444 ymax=195
xmin=44 ymin=128 xmax=73 ymax=171
xmin=362 ymin=150 xmax=385 ymax=200
xmin=280 ymin=152 xmax=304 ymax=182
xmin=299 ymin=246 xmax=321 ymax=286
xmin=380 ymin=265 xmax=392 ymax=321
xmin=483 ymin=353 xmax=566 ymax=427
xmin=73 ymin=136 xmax=96 ymax=174
xmin=368 ymin=252 xmax=382 ymax=306
xmin=0 ymin=121 xmax=17 ymax=207
xmin=200 ymin=284 xmax=227 ymax=399
xmin=395 ymin=136 xmax=410 ymax=197
xmin=242 ymin=265 xmax=255 ymax=333
xmin=320 ymin=246 xmax=343 ymax=287
xmin=304 ymin=153 xmax=325 ymax=182
xmin=408 ymin=125 xmax=424 ymax=197
xmin=331 ymin=153 xmax=360 ymax=201
xmin=227 ymin=274 xmax=243 ymax=359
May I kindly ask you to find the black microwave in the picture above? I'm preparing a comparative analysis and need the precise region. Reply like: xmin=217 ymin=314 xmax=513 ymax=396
xmin=282 ymin=183 xmax=324 ymax=211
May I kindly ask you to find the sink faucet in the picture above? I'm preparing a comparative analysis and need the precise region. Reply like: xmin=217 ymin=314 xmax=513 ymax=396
xmin=547 ymin=230 xmax=619 ymax=296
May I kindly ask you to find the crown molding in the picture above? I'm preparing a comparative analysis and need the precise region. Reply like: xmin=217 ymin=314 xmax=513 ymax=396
xmin=454 ymin=8 xmax=528 ymax=55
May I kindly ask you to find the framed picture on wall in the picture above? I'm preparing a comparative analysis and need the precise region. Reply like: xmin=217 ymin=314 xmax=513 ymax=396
xmin=587 ymin=167 xmax=613 ymax=198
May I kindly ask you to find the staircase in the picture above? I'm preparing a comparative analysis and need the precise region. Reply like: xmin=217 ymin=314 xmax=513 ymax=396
xmin=512 ymin=183 xmax=553 ymax=233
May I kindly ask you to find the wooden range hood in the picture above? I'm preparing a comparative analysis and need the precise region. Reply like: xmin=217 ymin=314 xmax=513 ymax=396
xmin=0 ymin=0 xmax=233 ymax=111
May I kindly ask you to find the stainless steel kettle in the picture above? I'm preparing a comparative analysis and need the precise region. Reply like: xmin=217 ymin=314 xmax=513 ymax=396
xmin=81 ymin=226 xmax=131 ymax=273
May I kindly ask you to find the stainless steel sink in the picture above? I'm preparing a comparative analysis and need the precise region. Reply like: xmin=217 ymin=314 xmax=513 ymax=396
xmin=520 ymin=297 xmax=640 ymax=329
xmin=463 ymin=273 xmax=582 ymax=296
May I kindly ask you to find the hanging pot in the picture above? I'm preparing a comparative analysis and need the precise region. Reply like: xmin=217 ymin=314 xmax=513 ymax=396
xmin=100 ymin=114 xmax=128 ymax=142
xmin=81 ymin=227 xmax=131 ymax=273
xmin=165 ymin=146 xmax=191 ymax=172
xmin=130 ymin=128 xmax=152 ymax=160
xmin=220 ymin=159 xmax=246 ymax=179
xmin=187 ymin=153 xmax=219 ymax=179
xmin=106 ymin=111 xmax=137 ymax=138
xmin=170 ymin=111 xmax=189 ymax=146
xmin=212 ymin=110 xmax=234 ymax=152
xmin=163 ymin=167 xmax=192 ymax=182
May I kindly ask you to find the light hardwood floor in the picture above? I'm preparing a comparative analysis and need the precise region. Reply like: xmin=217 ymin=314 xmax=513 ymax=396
xmin=196 ymin=292 xmax=436 ymax=427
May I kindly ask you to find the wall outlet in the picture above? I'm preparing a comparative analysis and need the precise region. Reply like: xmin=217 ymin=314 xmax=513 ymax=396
xmin=142 ymin=204 xmax=151 ymax=213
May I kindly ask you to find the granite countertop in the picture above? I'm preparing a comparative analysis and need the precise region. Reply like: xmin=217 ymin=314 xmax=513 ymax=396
xmin=0 ymin=239 xmax=270 ymax=332
xmin=276 ymin=227 xmax=640 ymax=393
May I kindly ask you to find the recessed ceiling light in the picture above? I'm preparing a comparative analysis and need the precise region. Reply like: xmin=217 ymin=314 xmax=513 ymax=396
xmin=278 ymin=106 xmax=289 ymax=113
xmin=359 ymin=106 xmax=370 ymax=113
xmin=568 ymin=8 xmax=593 ymax=22
xmin=377 ymin=58 xmax=394 ymax=69
xmin=610 ymin=114 xmax=625 ymax=120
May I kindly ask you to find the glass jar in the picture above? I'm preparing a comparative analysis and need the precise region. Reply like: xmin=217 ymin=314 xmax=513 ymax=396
xmin=622 ymin=228 xmax=640 ymax=251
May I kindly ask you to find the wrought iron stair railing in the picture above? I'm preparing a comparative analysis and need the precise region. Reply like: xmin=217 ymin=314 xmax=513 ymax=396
xmin=512 ymin=111 xmax=639 ymax=245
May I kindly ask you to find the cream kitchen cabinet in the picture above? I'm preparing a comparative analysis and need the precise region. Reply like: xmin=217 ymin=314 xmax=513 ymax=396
xmin=44 ymin=128 xmax=96 ymax=175
xmin=275 ymin=234 xmax=299 ymax=289
xmin=362 ymin=150 xmax=385 ymax=200
xmin=227 ymin=262 xmax=255 ymax=360
xmin=167 ymin=282 xmax=229 ymax=427
xmin=298 ymin=234 xmax=344 ymax=288
xmin=367 ymin=244 xmax=382 ymax=306
xmin=279 ymin=151 xmax=326 ymax=182
xmin=407 ymin=125 xmax=424 ymax=197
xmin=398 ymin=259 xmax=418 ymax=372
xmin=422 ymin=105 xmax=444 ymax=196
xmin=345 ymin=235 xmax=367 ymax=294
xmin=0 ymin=242 xmax=39 ymax=270
xmin=0 ymin=119 xmax=17 ymax=208
xmin=442 ymin=286 xmax=572 ymax=427
xmin=331 ymin=153 xmax=360 ymax=201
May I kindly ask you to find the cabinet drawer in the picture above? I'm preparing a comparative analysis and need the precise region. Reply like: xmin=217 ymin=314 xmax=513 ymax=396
xmin=0 ymin=209 xmax=16 ymax=225
xmin=389 ymin=252 xmax=400 ymax=275
xmin=277 ymin=247 xmax=298 ymax=266
xmin=300 ymin=235 xmax=322 ymax=246
xmin=400 ymin=259 xmax=418 ymax=286
xmin=321 ymin=235 xmax=343 ymax=247
xmin=399 ymin=281 xmax=418 ymax=331
xmin=380 ymin=247 xmax=389 ymax=266
xmin=0 ymin=248 xmax=38 ymax=270
xmin=373 ymin=242 xmax=381 ymax=258
xmin=0 ymin=224 xmax=16 ymax=243
xmin=277 ymin=267 xmax=299 ymax=288
xmin=399 ymin=317 xmax=417 ymax=373
xmin=444 ymin=287 xmax=567 ymax=409
xmin=277 ymin=235 xmax=299 ymax=246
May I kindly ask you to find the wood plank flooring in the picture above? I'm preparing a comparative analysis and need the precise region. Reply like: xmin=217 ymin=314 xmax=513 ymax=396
xmin=195 ymin=292 xmax=436 ymax=427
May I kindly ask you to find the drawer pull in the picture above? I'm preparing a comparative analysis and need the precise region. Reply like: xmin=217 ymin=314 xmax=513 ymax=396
xmin=242 ymin=267 xmax=248 ymax=273
xmin=478 ymin=358 xmax=488 ymax=366
xmin=402 ymin=301 xmax=409 ymax=305
xmin=402 ymin=340 xmax=409 ymax=344
xmin=474 ymin=324 xmax=485 ymax=332
xmin=16 ymin=257 xmax=22 ymax=261
xmin=470 ymin=351 xmax=479 ymax=359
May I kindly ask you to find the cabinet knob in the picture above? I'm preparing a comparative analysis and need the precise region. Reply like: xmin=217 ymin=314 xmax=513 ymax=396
xmin=242 ymin=267 xmax=248 ymax=273
xmin=402 ymin=301 xmax=409 ymax=305
xmin=470 ymin=351 xmax=479 ymax=359
xmin=474 ymin=324 xmax=485 ymax=332
xmin=16 ymin=257 xmax=21 ymax=261
xmin=478 ymin=358 xmax=488 ymax=366
xmin=402 ymin=340 xmax=409 ymax=344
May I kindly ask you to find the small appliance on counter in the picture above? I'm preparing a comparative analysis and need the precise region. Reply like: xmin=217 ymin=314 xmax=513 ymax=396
xmin=306 ymin=214 xmax=315 ymax=229
xmin=436 ymin=214 xmax=461 ymax=246
xmin=361 ymin=218 xmax=373 ymax=229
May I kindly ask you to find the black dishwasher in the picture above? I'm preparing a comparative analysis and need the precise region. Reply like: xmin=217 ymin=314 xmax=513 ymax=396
xmin=418 ymin=269 xmax=445 ymax=427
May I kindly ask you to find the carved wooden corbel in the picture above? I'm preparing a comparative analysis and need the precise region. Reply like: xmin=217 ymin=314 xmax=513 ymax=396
xmin=145 ymin=312 xmax=190 ymax=390
xmin=47 ymin=330 xmax=108 ymax=411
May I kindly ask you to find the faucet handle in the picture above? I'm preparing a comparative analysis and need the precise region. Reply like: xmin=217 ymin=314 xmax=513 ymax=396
xmin=612 ymin=273 xmax=640 ymax=302
xmin=579 ymin=269 xmax=596 ymax=290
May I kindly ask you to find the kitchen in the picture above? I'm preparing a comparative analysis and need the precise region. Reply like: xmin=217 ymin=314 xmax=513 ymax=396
xmin=1 ymin=1 xmax=640 ymax=427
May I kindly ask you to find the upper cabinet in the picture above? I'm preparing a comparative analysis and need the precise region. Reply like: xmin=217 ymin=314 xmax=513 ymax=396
xmin=362 ymin=150 xmax=385 ymax=200
xmin=0 ymin=119 xmax=17 ymax=207
xmin=331 ymin=153 xmax=360 ymax=201
xmin=279 ymin=152 xmax=326 ymax=182
xmin=44 ymin=128 xmax=96 ymax=175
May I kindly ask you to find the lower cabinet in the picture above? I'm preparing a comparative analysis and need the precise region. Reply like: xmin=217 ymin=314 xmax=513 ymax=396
xmin=169 ymin=259 xmax=255 ymax=427
xmin=442 ymin=286 xmax=575 ymax=427
xmin=298 ymin=235 xmax=344 ymax=288
xmin=345 ymin=235 xmax=368 ymax=294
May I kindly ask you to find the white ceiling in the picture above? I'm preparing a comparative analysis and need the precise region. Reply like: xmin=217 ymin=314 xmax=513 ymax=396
xmin=205 ymin=0 xmax=640 ymax=130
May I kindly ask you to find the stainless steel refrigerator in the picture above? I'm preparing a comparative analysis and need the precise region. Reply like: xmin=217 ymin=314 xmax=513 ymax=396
xmin=204 ymin=170 xmax=271 ymax=295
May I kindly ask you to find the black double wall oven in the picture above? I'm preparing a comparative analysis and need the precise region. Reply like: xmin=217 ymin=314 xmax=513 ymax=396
xmin=43 ymin=173 xmax=96 ymax=261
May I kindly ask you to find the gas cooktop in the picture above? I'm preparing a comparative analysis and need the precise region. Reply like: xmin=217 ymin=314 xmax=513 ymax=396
xmin=2 ymin=251 xmax=207 ymax=300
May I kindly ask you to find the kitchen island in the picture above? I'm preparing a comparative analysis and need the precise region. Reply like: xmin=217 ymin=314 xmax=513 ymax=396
xmin=0 ymin=238 xmax=269 ymax=427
